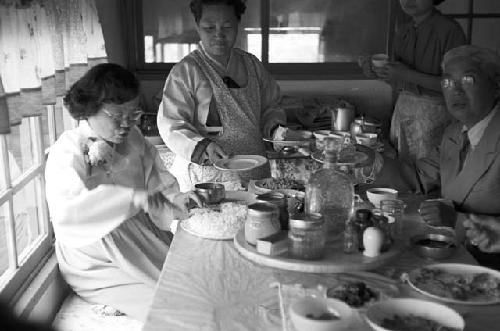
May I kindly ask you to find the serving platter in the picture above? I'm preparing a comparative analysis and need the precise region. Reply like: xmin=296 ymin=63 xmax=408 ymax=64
xmin=234 ymin=228 xmax=403 ymax=273
xmin=180 ymin=191 xmax=256 ymax=241
xmin=310 ymin=144 xmax=374 ymax=168
xmin=214 ymin=155 xmax=267 ymax=172
xmin=403 ymin=263 xmax=500 ymax=305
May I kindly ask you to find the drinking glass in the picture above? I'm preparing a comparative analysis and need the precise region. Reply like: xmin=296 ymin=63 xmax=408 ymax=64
xmin=380 ymin=199 xmax=407 ymax=237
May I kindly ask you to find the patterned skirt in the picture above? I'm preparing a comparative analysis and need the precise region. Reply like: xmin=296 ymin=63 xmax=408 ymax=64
xmin=390 ymin=91 xmax=452 ymax=161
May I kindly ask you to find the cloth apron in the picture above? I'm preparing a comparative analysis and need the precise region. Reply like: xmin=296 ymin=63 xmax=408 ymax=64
xmin=390 ymin=90 xmax=452 ymax=161
xmin=170 ymin=50 xmax=270 ymax=191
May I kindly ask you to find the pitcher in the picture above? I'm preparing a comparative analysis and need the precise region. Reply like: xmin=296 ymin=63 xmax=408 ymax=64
xmin=331 ymin=101 xmax=355 ymax=132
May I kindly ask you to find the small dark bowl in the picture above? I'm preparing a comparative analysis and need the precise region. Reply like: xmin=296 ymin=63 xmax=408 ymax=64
xmin=410 ymin=233 xmax=458 ymax=260
xmin=194 ymin=183 xmax=225 ymax=204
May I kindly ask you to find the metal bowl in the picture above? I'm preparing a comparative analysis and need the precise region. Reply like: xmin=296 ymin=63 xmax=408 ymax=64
xmin=410 ymin=233 xmax=458 ymax=260
xmin=194 ymin=182 xmax=225 ymax=204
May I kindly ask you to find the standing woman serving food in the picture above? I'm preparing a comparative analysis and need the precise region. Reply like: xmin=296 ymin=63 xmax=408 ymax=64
xmin=45 ymin=63 xmax=202 ymax=321
xmin=157 ymin=0 xmax=287 ymax=191
xmin=364 ymin=0 xmax=466 ymax=160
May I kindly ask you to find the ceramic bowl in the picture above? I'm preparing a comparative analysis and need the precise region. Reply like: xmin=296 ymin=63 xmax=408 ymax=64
xmin=371 ymin=54 xmax=389 ymax=68
xmin=355 ymin=133 xmax=378 ymax=147
xmin=365 ymin=298 xmax=464 ymax=331
xmin=410 ymin=233 xmax=458 ymax=260
xmin=194 ymin=182 xmax=225 ymax=204
xmin=290 ymin=297 xmax=353 ymax=331
xmin=366 ymin=188 xmax=398 ymax=208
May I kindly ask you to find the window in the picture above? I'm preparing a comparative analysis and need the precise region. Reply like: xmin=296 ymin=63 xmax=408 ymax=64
xmin=437 ymin=0 xmax=500 ymax=51
xmin=0 ymin=101 xmax=74 ymax=301
xmin=124 ymin=0 xmax=393 ymax=79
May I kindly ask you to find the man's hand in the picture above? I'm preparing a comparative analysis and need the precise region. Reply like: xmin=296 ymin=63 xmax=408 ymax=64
xmin=419 ymin=199 xmax=457 ymax=228
xmin=463 ymin=214 xmax=500 ymax=253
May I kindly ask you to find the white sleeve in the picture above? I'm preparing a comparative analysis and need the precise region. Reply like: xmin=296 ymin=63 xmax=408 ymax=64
xmin=250 ymin=54 xmax=287 ymax=137
xmin=45 ymin=137 xmax=139 ymax=248
xmin=157 ymin=60 xmax=207 ymax=162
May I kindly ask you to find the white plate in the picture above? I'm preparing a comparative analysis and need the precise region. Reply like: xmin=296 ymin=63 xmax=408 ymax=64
xmin=404 ymin=263 xmax=500 ymax=305
xmin=214 ymin=155 xmax=267 ymax=172
xmin=180 ymin=191 xmax=256 ymax=240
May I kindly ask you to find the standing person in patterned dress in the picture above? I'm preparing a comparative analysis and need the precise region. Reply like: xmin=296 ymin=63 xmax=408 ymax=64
xmin=362 ymin=0 xmax=466 ymax=161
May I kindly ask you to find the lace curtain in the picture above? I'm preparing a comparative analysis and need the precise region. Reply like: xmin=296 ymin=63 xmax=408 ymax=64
xmin=0 ymin=0 xmax=107 ymax=134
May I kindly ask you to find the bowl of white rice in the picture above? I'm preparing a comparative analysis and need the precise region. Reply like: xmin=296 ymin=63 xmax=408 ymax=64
xmin=181 ymin=202 xmax=249 ymax=240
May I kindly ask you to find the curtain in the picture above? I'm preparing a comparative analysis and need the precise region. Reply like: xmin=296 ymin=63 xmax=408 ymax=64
xmin=0 ymin=0 xmax=107 ymax=134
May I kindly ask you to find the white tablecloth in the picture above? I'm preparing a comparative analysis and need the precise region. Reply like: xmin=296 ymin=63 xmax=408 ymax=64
xmin=143 ymin=194 xmax=500 ymax=331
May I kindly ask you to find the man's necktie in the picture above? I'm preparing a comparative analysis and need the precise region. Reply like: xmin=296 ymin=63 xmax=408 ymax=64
xmin=458 ymin=131 xmax=470 ymax=172
xmin=222 ymin=76 xmax=240 ymax=88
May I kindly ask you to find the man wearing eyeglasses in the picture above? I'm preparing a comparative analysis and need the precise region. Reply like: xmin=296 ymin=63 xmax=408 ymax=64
xmin=375 ymin=45 xmax=500 ymax=269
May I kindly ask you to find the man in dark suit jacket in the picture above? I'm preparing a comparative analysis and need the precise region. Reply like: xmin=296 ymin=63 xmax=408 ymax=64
xmin=376 ymin=45 xmax=500 ymax=269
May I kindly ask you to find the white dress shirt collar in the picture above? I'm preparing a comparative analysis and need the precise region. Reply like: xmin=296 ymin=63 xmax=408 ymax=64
xmin=463 ymin=104 xmax=499 ymax=149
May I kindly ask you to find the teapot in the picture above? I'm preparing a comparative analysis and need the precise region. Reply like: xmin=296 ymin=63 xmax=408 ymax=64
xmin=330 ymin=100 xmax=355 ymax=132
xmin=350 ymin=115 xmax=382 ymax=136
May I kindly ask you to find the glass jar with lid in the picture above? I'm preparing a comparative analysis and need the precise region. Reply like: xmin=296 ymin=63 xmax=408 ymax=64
xmin=288 ymin=213 xmax=326 ymax=260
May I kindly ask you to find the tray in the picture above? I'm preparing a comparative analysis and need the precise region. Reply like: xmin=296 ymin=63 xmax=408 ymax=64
xmin=234 ymin=228 xmax=402 ymax=273
xmin=311 ymin=144 xmax=374 ymax=168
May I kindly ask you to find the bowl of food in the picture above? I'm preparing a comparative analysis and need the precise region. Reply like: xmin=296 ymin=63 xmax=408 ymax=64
xmin=366 ymin=188 xmax=398 ymax=208
xmin=289 ymin=297 xmax=353 ymax=331
xmin=365 ymin=298 xmax=464 ymax=331
xmin=194 ymin=182 xmax=225 ymax=204
xmin=371 ymin=54 xmax=389 ymax=68
xmin=410 ymin=233 xmax=458 ymax=260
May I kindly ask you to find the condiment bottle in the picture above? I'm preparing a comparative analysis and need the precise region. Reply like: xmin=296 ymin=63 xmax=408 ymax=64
xmin=363 ymin=227 xmax=384 ymax=257
xmin=343 ymin=219 xmax=359 ymax=254
xmin=371 ymin=211 xmax=392 ymax=252
xmin=354 ymin=209 xmax=373 ymax=251
xmin=245 ymin=202 xmax=280 ymax=245
xmin=288 ymin=213 xmax=326 ymax=260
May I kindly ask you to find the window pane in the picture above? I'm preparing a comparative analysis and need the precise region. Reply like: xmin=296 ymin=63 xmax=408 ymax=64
xmin=13 ymin=177 xmax=43 ymax=261
xmin=474 ymin=0 xmax=500 ymax=13
xmin=437 ymin=0 xmax=469 ymax=14
xmin=472 ymin=19 xmax=500 ymax=52
xmin=269 ymin=0 xmax=389 ymax=63
xmin=6 ymin=119 xmax=35 ymax=182
xmin=0 ymin=203 xmax=9 ymax=276
xmin=142 ymin=0 xmax=261 ymax=63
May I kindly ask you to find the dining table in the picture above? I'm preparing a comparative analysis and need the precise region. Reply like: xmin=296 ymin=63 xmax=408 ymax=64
xmin=142 ymin=192 xmax=500 ymax=331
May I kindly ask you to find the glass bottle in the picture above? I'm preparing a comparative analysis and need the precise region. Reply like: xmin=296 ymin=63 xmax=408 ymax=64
xmin=343 ymin=219 xmax=359 ymax=254
xmin=305 ymin=137 xmax=355 ymax=237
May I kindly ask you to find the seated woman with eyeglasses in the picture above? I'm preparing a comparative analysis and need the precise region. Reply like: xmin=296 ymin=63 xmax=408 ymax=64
xmin=45 ymin=63 xmax=203 ymax=321
xmin=376 ymin=45 xmax=500 ymax=270
xmin=157 ymin=0 xmax=287 ymax=191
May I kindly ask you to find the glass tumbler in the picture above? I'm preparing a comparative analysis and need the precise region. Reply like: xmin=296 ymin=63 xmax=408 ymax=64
xmin=380 ymin=199 xmax=407 ymax=237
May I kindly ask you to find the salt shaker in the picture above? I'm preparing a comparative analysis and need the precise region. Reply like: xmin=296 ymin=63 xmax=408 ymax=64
xmin=363 ymin=227 xmax=384 ymax=257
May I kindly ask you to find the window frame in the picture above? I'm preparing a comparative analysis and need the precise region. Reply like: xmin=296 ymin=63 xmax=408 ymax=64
xmin=0 ymin=108 xmax=59 ymax=303
xmin=122 ymin=0 xmax=397 ymax=80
